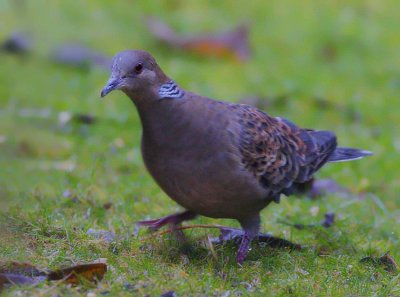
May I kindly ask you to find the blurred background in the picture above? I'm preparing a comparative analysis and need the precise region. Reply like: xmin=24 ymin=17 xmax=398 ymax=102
xmin=0 ymin=0 xmax=399 ymax=294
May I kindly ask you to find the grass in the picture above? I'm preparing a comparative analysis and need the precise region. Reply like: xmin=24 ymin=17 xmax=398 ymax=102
xmin=1 ymin=0 xmax=399 ymax=295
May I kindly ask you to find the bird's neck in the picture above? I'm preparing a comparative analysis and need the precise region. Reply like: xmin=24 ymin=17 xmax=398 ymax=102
xmin=127 ymin=90 xmax=190 ymax=147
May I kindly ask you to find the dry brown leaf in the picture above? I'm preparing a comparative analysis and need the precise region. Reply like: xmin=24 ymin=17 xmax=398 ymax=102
xmin=146 ymin=17 xmax=250 ymax=61
xmin=0 ymin=261 xmax=107 ymax=290
xmin=47 ymin=263 xmax=107 ymax=285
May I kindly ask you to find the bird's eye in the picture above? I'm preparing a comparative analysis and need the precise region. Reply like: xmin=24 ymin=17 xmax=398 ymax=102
xmin=134 ymin=63 xmax=143 ymax=74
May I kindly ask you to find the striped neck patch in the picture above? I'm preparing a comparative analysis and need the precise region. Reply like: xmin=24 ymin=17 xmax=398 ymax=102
xmin=158 ymin=81 xmax=184 ymax=99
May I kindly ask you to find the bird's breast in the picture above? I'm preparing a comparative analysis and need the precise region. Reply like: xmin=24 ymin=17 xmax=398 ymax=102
xmin=141 ymin=130 xmax=269 ymax=218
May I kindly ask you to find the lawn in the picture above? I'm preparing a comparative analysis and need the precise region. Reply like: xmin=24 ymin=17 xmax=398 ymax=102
xmin=1 ymin=0 xmax=399 ymax=296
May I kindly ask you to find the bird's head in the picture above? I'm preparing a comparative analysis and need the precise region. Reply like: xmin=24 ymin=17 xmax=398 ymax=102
xmin=101 ymin=50 xmax=169 ymax=99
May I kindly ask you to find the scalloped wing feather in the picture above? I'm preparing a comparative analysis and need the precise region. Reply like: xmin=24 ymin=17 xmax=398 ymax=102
xmin=234 ymin=104 xmax=337 ymax=196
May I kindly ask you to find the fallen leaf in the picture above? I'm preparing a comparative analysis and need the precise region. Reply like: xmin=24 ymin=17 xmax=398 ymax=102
xmin=0 ymin=262 xmax=107 ymax=290
xmin=146 ymin=17 xmax=250 ymax=61
xmin=47 ymin=263 xmax=107 ymax=284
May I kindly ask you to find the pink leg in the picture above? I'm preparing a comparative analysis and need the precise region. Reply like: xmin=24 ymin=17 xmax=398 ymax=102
xmin=236 ymin=214 xmax=260 ymax=265
xmin=137 ymin=210 xmax=197 ymax=231
xmin=236 ymin=232 xmax=252 ymax=264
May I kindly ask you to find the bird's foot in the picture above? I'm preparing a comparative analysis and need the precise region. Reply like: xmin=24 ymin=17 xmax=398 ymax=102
xmin=211 ymin=227 xmax=302 ymax=264
xmin=136 ymin=210 xmax=197 ymax=231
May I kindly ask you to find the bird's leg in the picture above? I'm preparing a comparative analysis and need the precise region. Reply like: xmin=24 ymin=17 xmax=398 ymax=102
xmin=236 ymin=214 xmax=260 ymax=264
xmin=137 ymin=210 xmax=197 ymax=231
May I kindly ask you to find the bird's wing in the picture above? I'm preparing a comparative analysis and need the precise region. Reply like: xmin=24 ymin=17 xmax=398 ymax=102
xmin=233 ymin=104 xmax=337 ymax=195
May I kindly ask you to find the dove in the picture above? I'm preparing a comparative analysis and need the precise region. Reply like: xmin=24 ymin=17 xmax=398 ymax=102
xmin=101 ymin=50 xmax=371 ymax=264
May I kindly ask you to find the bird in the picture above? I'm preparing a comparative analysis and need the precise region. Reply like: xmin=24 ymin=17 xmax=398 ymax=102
xmin=101 ymin=50 xmax=372 ymax=264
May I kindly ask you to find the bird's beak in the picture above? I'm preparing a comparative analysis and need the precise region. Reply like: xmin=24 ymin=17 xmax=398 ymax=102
xmin=101 ymin=77 xmax=121 ymax=98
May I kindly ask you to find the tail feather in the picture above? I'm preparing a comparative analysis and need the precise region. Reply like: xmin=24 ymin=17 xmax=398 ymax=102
xmin=328 ymin=147 xmax=373 ymax=163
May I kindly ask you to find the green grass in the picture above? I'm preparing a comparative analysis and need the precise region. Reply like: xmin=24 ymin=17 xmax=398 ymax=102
xmin=1 ymin=0 xmax=399 ymax=295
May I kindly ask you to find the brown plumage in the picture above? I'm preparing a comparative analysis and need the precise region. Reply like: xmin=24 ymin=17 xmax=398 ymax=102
xmin=101 ymin=50 xmax=372 ymax=264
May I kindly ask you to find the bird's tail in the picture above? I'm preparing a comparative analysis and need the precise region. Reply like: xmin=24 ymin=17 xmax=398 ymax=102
xmin=328 ymin=147 xmax=373 ymax=163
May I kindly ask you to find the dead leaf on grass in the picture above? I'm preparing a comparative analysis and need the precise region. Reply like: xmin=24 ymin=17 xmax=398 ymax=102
xmin=47 ymin=263 xmax=107 ymax=284
xmin=0 ymin=261 xmax=107 ymax=291
xmin=146 ymin=17 xmax=250 ymax=61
